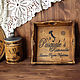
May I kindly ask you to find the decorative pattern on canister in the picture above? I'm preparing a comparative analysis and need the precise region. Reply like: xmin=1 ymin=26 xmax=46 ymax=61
xmin=4 ymin=37 xmax=23 ymax=64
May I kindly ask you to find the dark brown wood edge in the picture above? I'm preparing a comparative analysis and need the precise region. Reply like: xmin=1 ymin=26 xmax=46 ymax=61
xmin=0 ymin=26 xmax=6 ymax=60
xmin=31 ymin=21 xmax=75 ymax=64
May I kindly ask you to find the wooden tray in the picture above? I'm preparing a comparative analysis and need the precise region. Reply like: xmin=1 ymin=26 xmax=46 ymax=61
xmin=0 ymin=26 xmax=6 ymax=60
xmin=31 ymin=21 xmax=75 ymax=64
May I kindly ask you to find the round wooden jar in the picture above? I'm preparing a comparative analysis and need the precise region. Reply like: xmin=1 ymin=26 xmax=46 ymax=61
xmin=4 ymin=37 xmax=23 ymax=64
xmin=0 ymin=27 xmax=6 ymax=60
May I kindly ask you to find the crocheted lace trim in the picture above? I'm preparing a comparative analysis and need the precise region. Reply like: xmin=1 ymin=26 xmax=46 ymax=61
xmin=0 ymin=0 xmax=61 ymax=38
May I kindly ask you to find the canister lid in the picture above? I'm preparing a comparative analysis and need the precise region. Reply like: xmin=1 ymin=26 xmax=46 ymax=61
xmin=4 ymin=37 xmax=22 ymax=42
xmin=0 ymin=27 xmax=6 ymax=60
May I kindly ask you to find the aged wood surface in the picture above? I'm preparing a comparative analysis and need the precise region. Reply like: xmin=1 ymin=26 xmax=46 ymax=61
xmin=15 ymin=0 xmax=80 ymax=58
xmin=0 ymin=27 xmax=5 ymax=60
xmin=31 ymin=21 xmax=75 ymax=64
xmin=0 ymin=0 xmax=80 ymax=80
xmin=4 ymin=37 xmax=23 ymax=64
xmin=0 ymin=59 xmax=80 ymax=80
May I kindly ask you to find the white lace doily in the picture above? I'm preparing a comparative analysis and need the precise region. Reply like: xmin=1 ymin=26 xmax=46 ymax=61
xmin=0 ymin=0 xmax=61 ymax=38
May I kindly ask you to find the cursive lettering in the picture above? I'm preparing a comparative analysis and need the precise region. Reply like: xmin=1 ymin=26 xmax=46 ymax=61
xmin=39 ymin=53 xmax=68 ymax=58
xmin=39 ymin=38 xmax=61 ymax=52
xmin=54 ymin=48 xmax=69 ymax=52
xmin=39 ymin=53 xmax=48 ymax=57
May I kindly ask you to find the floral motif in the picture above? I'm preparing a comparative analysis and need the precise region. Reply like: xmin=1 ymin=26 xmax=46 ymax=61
xmin=8 ymin=0 xmax=42 ymax=22
xmin=8 ymin=0 xmax=28 ymax=17
xmin=0 ymin=0 xmax=7 ymax=26
xmin=0 ymin=0 xmax=61 ymax=38
xmin=41 ymin=0 xmax=61 ymax=9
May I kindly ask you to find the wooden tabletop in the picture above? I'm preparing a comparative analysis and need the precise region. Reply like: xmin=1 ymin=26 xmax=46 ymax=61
xmin=0 ymin=59 xmax=80 ymax=80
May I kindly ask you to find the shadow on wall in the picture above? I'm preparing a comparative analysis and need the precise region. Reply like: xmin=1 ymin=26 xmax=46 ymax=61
xmin=14 ymin=29 xmax=28 ymax=61
xmin=75 ymin=22 xmax=80 ymax=63
xmin=22 ymin=38 xmax=27 ymax=60
xmin=14 ymin=21 xmax=80 ymax=63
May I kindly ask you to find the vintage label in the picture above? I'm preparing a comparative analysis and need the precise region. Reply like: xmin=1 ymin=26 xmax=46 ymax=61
xmin=5 ymin=45 xmax=23 ymax=62
xmin=37 ymin=26 xmax=73 ymax=62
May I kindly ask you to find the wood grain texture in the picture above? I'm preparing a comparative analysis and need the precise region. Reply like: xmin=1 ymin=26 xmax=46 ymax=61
xmin=31 ymin=21 xmax=75 ymax=64
xmin=4 ymin=37 xmax=23 ymax=63
xmin=15 ymin=0 xmax=80 ymax=59
xmin=0 ymin=27 xmax=5 ymax=60
xmin=0 ymin=60 xmax=80 ymax=80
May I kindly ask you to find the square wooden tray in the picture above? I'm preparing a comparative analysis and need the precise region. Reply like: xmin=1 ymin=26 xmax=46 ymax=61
xmin=31 ymin=21 xmax=75 ymax=64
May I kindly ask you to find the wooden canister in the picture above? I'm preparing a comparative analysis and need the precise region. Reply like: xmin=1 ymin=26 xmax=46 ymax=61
xmin=4 ymin=37 xmax=23 ymax=64
xmin=0 ymin=27 xmax=6 ymax=60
